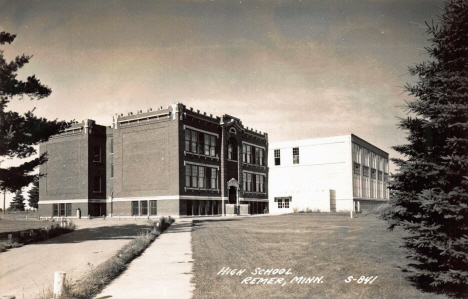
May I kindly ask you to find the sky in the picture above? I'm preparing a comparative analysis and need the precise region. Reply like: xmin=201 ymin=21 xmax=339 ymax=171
xmin=0 ymin=0 xmax=444 ymax=207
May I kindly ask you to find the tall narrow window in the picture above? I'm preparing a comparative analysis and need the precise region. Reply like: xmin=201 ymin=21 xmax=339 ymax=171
xmin=110 ymin=139 xmax=113 ymax=154
xmin=198 ymin=166 xmax=205 ymax=189
xmin=274 ymin=149 xmax=281 ymax=166
xmin=60 ymin=203 xmax=65 ymax=216
xmin=131 ymin=201 xmax=139 ymax=216
xmin=255 ymin=147 xmax=260 ymax=165
xmin=191 ymin=131 xmax=198 ymax=153
xmin=243 ymin=172 xmax=247 ymax=191
xmin=198 ymin=133 xmax=204 ymax=155
xmin=210 ymin=135 xmax=216 ymax=156
xmin=204 ymin=134 xmax=210 ymax=156
xmin=242 ymin=144 xmax=247 ymax=163
xmin=185 ymin=165 xmax=191 ymax=187
xmin=53 ymin=204 xmax=58 ymax=216
xmin=111 ymin=163 xmax=114 ymax=178
xmin=246 ymin=145 xmax=252 ymax=164
xmin=284 ymin=198 xmax=290 ymax=208
xmin=192 ymin=165 xmax=198 ymax=188
xmin=211 ymin=168 xmax=217 ymax=189
xmin=93 ymin=146 xmax=101 ymax=162
xmin=255 ymin=174 xmax=260 ymax=192
xmin=246 ymin=173 xmax=252 ymax=191
xmin=259 ymin=149 xmax=264 ymax=166
xmin=93 ymin=176 xmax=101 ymax=193
xmin=185 ymin=129 xmax=191 ymax=152
xmin=260 ymin=175 xmax=264 ymax=193
xmin=150 ymin=200 xmax=157 ymax=215
xmin=228 ymin=143 xmax=233 ymax=160
xmin=66 ymin=203 xmax=72 ymax=216
xmin=140 ymin=201 xmax=148 ymax=215
xmin=293 ymin=147 xmax=299 ymax=164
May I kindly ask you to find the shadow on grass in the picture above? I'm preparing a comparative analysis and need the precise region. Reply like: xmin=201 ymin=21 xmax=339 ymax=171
xmin=27 ymin=224 xmax=151 ymax=245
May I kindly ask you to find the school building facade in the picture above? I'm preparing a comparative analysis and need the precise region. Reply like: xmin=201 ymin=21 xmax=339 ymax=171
xmin=268 ymin=134 xmax=389 ymax=214
xmin=38 ymin=103 xmax=269 ymax=218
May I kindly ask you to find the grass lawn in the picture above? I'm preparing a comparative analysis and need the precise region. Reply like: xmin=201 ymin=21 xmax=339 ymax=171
xmin=0 ymin=219 xmax=49 ymax=234
xmin=191 ymin=214 xmax=448 ymax=299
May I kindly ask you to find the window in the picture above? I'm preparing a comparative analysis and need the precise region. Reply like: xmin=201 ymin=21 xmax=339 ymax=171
xmin=93 ymin=176 xmax=101 ymax=193
xmin=131 ymin=201 xmax=139 ymax=216
xmin=274 ymin=149 xmax=281 ymax=166
xmin=354 ymin=163 xmax=361 ymax=175
xmin=259 ymin=149 xmax=264 ymax=166
xmin=93 ymin=146 xmax=101 ymax=162
xmin=371 ymin=168 xmax=376 ymax=179
xmin=353 ymin=175 xmax=360 ymax=197
xmin=185 ymin=165 xmax=191 ymax=187
xmin=277 ymin=199 xmax=283 ymax=209
xmin=242 ymin=144 xmax=247 ymax=163
xmin=111 ymin=163 xmax=114 ymax=178
xmin=150 ymin=200 xmax=157 ymax=215
xmin=255 ymin=174 xmax=260 ymax=192
xmin=228 ymin=143 xmax=233 ymax=160
xmin=243 ymin=172 xmax=247 ymax=191
xmin=284 ymin=198 xmax=290 ymax=208
xmin=140 ymin=201 xmax=148 ymax=216
xmin=66 ymin=203 xmax=72 ymax=216
xmin=192 ymin=165 xmax=198 ymax=187
xmin=246 ymin=173 xmax=252 ymax=191
xmin=198 ymin=133 xmax=205 ymax=155
xmin=110 ymin=139 xmax=113 ymax=154
xmin=210 ymin=135 xmax=216 ymax=157
xmin=60 ymin=203 xmax=65 ymax=216
xmin=378 ymin=171 xmax=383 ymax=181
xmin=246 ymin=145 xmax=252 ymax=164
xmin=259 ymin=175 xmax=264 ymax=193
xmin=185 ymin=130 xmax=191 ymax=152
xmin=53 ymin=204 xmax=58 ymax=216
xmin=191 ymin=130 xmax=198 ymax=153
xmin=204 ymin=134 xmax=210 ymax=156
xmin=211 ymin=168 xmax=217 ymax=189
xmin=198 ymin=166 xmax=205 ymax=189
xmin=293 ymin=147 xmax=299 ymax=164
xmin=363 ymin=166 xmax=369 ymax=177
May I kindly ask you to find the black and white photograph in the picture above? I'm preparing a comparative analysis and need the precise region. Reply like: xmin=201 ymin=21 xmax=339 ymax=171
xmin=0 ymin=0 xmax=467 ymax=298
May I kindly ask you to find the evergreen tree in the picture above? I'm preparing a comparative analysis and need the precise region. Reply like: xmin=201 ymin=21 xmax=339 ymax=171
xmin=383 ymin=0 xmax=468 ymax=294
xmin=0 ymin=32 xmax=71 ymax=211
xmin=27 ymin=176 xmax=39 ymax=209
xmin=10 ymin=190 xmax=25 ymax=211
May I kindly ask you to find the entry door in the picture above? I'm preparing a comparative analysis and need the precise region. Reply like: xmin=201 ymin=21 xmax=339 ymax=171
xmin=229 ymin=187 xmax=237 ymax=204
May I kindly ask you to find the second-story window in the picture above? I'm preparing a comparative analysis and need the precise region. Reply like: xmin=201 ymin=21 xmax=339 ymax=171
xmin=93 ymin=146 xmax=101 ymax=162
xmin=246 ymin=145 xmax=252 ymax=164
xmin=228 ymin=143 xmax=233 ymax=160
xmin=242 ymin=144 xmax=247 ymax=163
xmin=259 ymin=148 xmax=264 ymax=166
xmin=191 ymin=131 xmax=198 ymax=153
xmin=274 ymin=149 xmax=281 ymax=166
xmin=293 ymin=147 xmax=299 ymax=164
xmin=185 ymin=130 xmax=191 ymax=152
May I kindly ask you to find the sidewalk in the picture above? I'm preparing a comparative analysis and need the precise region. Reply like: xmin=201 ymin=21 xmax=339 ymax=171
xmin=95 ymin=219 xmax=194 ymax=299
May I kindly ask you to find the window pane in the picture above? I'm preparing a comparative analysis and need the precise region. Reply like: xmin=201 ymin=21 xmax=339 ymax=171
xmin=186 ymin=165 xmax=191 ymax=187
xmin=199 ymin=167 xmax=205 ymax=188
xmin=150 ymin=200 xmax=157 ymax=215
xmin=141 ymin=201 xmax=148 ymax=215
xmin=192 ymin=165 xmax=198 ymax=187
xmin=132 ymin=201 xmax=139 ymax=216
xmin=211 ymin=168 xmax=217 ymax=189
xmin=53 ymin=204 xmax=58 ymax=216
xmin=66 ymin=203 xmax=72 ymax=216
xmin=185 ymin=130 xmax=190 ymax=151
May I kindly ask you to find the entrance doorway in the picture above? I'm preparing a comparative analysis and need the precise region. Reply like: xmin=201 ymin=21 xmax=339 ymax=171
xmin=228 ymin=186 xmax=237 ymax=204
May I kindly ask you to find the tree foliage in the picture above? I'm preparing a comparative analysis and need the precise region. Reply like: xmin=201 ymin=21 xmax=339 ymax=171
xmin=9 ymin=189 xmax=25 ymax=211
xmin=27 ymin=176 xmax=39 ymax=209
xmin=383 ymin=0 xmax=468 ymax=294
xmin=0 ymin=31 xmax=71 ymax=193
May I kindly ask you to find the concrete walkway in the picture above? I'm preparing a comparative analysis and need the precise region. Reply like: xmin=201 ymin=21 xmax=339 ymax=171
xmin=95 ymin=219 xmax=194 ymax=299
